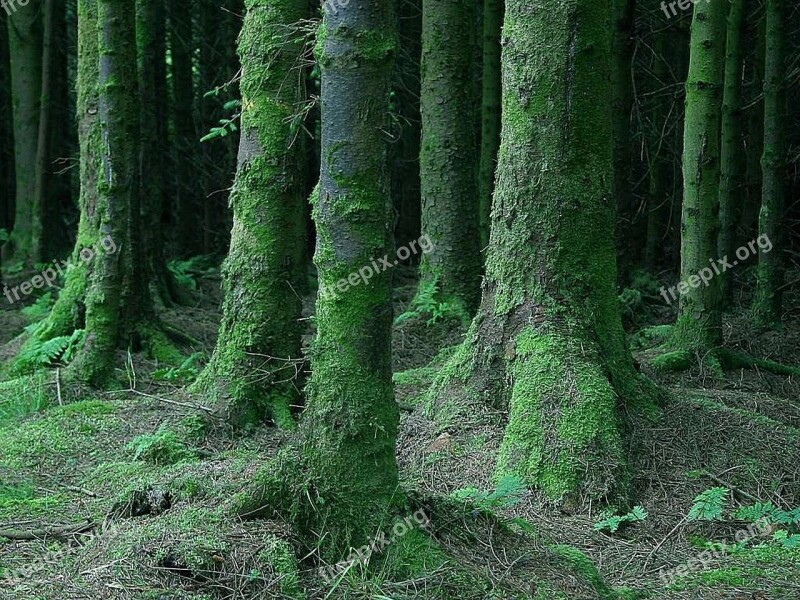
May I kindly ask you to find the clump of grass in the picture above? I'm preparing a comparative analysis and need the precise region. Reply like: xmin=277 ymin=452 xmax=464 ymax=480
xmin=126 ymin=425 xmax=197 ymax=466
xmin=0 ymin=373 xmax=52 ymax=425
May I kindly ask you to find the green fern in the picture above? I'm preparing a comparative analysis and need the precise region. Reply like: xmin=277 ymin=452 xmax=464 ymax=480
xmin=152 ymin=352 xmax=204 ymax=382
xmin=20 ymin=293 xmax=55 ymax=322
xmin=593 ymin=506 xmax=648 ymax=533
xmin=687 ymin=487 xmax=728 ymax=521
xmin=10 ymin=330 xmax=86 ymax=376
xmin=451 ymin=475 xmax=527 ymax=511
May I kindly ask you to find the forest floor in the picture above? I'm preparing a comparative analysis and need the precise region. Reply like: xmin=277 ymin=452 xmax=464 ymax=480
xmin=0 ymin=262 xmax=799 ymax=599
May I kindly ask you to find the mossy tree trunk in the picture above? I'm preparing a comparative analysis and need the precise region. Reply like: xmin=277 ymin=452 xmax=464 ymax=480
xmin=27 ymin=0 xmax=102 ymax=346
xmin=430 ymin=0 xmax=658 ymax=505
xmin=15 ymin=0 xmax=182 ymax=385
xmin=4 ymin=0 xmax=42 ymax=263
xmin=300 ymin=0 xmax=400 ymax=557
xmin=752 ymin=0 xmax=786 ymax=326
xmin=718 ymin=0 xmax=746 ymax=304
xmin=190 ymin=0 xmax=308 ymax=429
xmin=68 ymin=0 xmax=140 ymax=384
xmin=417 ymin=0 xmax=480 ymax=316
xmin=669 ymin=0 xmax=729 ymax=355
xmin=477 ymin=0 xmax=502 ymax=252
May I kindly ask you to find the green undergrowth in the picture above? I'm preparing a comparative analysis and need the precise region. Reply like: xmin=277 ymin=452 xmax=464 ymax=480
xmin=0 ymin=372 xmax=53 ymax=425
xmin=665 ymin=543 xmax=800 ymax=596
xmin=0 ymin=399 xmax=118 ymax=471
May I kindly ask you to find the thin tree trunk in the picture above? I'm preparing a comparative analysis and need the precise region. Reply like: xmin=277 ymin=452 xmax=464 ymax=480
xmin=741 ymin=3 xmax=765 ymax=244
xmin=718 ymin=0 xmax=746 ymax=303
xmin=168 ymin=0 xmax=201 ymax=257
xmin=752 ymin=0 xmax=786 ymax=325
xmin=612 ymin=0 xmax=636 ymax=279
xmin=477 ymin=0 xmax=502 ymax=252
xmin=32 ymin=0 xmax=59 ymax=264
xmin=670 ymin=0 xmax=729 ymax=355
xmin=0 ymin=7 xmax=13 ymax=268
xmin=191 ymin=0 xmax=308 ymax=429
xmin=417 ymin=0 xmax=480 ymax=316
xmin=5 ymin=0 xmax=42 ymax=263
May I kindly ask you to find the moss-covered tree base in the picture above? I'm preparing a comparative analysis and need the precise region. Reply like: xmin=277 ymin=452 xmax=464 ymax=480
xmin=189 ymin=360 xmax=296 ymax=430
xmin=425 ymin=300 xmax=661 ymax=508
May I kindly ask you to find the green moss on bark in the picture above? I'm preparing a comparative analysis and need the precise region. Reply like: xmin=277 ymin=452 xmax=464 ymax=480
xmin=191 ymin=0 xmax=308 ymax=428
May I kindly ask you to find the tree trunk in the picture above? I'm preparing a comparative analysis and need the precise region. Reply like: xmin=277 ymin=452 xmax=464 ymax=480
xmin=136 ymin=0 xmax=185 ymax=309
xmin=718 ymin=0 xmax=746 ymax=303
xmin=5 ymin=0 xmax=42 ymax=263
xmin=69 ymin=0 xmax=141 ymax=384
xmin=644 ymin=27 xmax=675 ymax=271
xmin=670 ymin=0 xmax=729 ymax=354
xmin=168 ymin=0 xmax=201 ymax=257
xmin=31 ymin=0 xmax=59 ymax=263
xmin=301 ymin=0 xmax=400 ymax=556
xmin=741 ymin=4 xmax=765 ymax=244
xmin=0 ymin=7 xmax=13 ymax=266
xmin=190 ymin=0 xmax=308 ymax=429
xmin=430 ymin=0 xmax=658 ymax=505
xmin=611 ymin=0 xmax=635 ymax=280
xmin=417 ymin=0 xmax=480 ymax=316
xmin=477 ymin=0 xmax=502 ymax=252
xmin=752 ymin=0 xmax=786 ymax=326
xmin=391 ymin=0 xmax=422 ymax=252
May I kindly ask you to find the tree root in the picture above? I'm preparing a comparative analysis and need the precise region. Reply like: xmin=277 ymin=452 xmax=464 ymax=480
xmin=650 ymin=346 xmax=800 ymax=377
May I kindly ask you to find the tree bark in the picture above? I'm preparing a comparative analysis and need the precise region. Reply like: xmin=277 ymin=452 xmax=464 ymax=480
xmin=430 ymin=0 xmax=658 ymax=505
xmin=5 ymin=0 xmax=42 ymax=263
xmin=611 ymin=0 xmax=636 ymax=279
xmin=417 ymin=0 xmax=480 ymax=316
xmin=477 ymin=0 xmax=502 ymax=252
xmin=301 ymin=0 xmax=400 ymax=556
xmin=191 ymin=0 xmax=308 ymax=429
xmin=718 ymin=0 xmax=746 ymax=303
xmin=670 ymin=0 xmax=729 ymax=354
xmin=168 ymin=0 xmax=201 ymax=257
xmin=752 ymin=0 xmax=786 ymax=325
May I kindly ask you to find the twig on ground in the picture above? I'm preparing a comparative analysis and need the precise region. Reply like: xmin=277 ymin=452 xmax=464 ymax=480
xmin=0 ymin=521 xmax=95 ymax=541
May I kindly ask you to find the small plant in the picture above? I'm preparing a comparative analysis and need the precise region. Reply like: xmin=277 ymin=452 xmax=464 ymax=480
xmin=451 ymin=475 xmax=527 ymax=511
xmin=395 ymin=277 xmax=470 ymax=327
xmin=772 ymin=529 xmax=800 ymax=549
xmin=126 ymin=425 xmax=196 ymax=466
xmin=153 ymin=352 xmax=204 ymax=382
xmin=168 ymin=255 xmax=218 ymax=291
xmin=687 ymin=487 xmax=729 ymax=521
xmin=593 ymin=506 xmax=648 ymax=533
xmin=200 ymin=97 xmax=241 ymax=142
